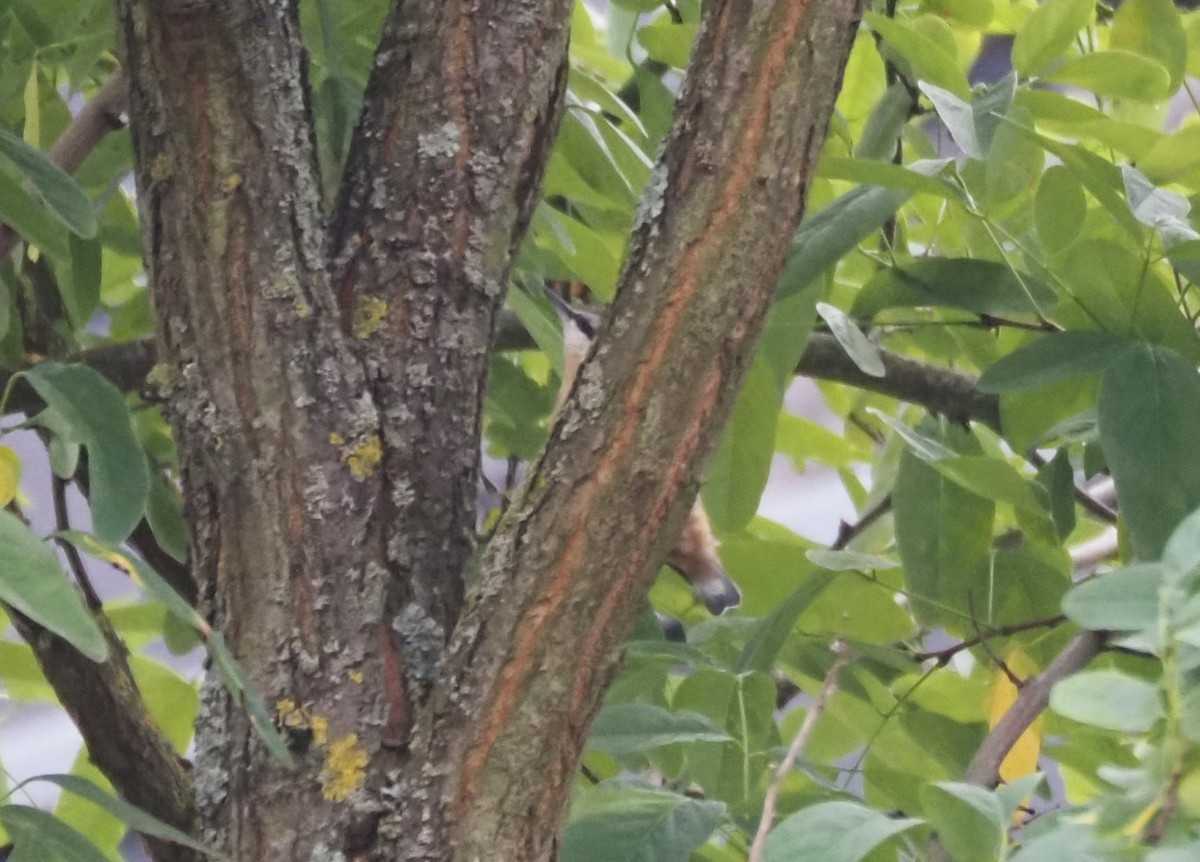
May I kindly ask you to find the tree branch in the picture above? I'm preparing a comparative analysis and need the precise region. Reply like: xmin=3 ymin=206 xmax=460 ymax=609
xmin=327 ymin=0 xmax=574 ymax=639
xmin=911 ymin=615 xmax=1067 ymax=665
xmin=392 ymin=1 xmax=867 ymax=857
xmin=117 ymin=3 xmax=389 ymax=855
xmin=798 ymin=333 xmax=1001 ymax=430
xmin=10 ymin=614 xmax=200 ymax=862
xmin=965 ymin=630 xmax=1105 ymax=787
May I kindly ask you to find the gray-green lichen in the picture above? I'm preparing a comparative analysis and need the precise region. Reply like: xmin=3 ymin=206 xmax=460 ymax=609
xmin=417 ymin=122 xmax=461 ymax=160
xmin=392 ymin=603 xmax=445 ymax=689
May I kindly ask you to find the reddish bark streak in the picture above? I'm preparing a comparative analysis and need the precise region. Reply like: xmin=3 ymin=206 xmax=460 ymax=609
xmin=379 ymin=622 xmax=411 ymax=744
xmin=456 ymin=2 xmax=811 ymax=817
xmin=572 ymin=365 xmax=725 ymax=712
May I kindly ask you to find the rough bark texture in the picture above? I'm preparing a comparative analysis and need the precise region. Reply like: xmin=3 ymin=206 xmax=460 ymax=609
xmin=12 ymin=614 xmax=200 ymax=862
xmin=328 ymin=0 xmax=572 ymax=640
xmin=382 ymin=1 xmax=865 ymax=859
xmin=109 ymin=0 xmax=864 ymax=857
xmin=116 ymin=2 xmax=390 ymax=857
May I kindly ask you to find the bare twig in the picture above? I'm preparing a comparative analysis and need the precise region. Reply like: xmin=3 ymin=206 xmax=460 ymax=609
xmin=1027 ymin=452 xmax=1118 ymax=525
xmin=51 ymin=475 xmax=101 ymax=610
xmin=831 ymin=494 xmax=892 ymax=551
xmin=749 ymin=643 xmax=852 ymax=862
xmin=1070 ymin=526 xmax=1119 ymax=573
xmin=494 ymin=317 xmax=1003 ymax=431
xmin=912 ymin=616 xmax=1067 ymax=665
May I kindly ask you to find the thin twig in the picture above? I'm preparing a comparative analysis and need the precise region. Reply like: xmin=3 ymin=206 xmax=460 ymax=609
xmin=748 ymin=642 xmax=852 ymax=862
xmin=831 ymin=494 xmax=892 ymax=551
xmin=51 ymin=475 xmax=101 ymax=610
xmin=1026 ymin=452 xmax=1118 ymax=524
xmin=912 ymin=616 xmax=1066 ymax=665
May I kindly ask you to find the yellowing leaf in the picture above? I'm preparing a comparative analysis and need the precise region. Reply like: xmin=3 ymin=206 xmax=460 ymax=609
xmin=986 ymin=650 xmax=1042 ymax=785
xmin=0 ymin=445 xmax=23 ymax=507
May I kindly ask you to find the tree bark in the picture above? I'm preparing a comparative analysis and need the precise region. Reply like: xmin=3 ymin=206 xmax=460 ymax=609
xmin=116 ymin=2 xmax=389 ymax=856
xmin=328 ymin=0 xmax=572 ymax=640
xmin=382 ymin=1 xmax=865 ymax=859
xmin=113 ymin=0 xmax=863 ymax=858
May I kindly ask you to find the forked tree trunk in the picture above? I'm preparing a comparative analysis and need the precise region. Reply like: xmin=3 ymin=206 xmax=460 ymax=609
xmin=113 ymin=0 xmax=863 ymax=859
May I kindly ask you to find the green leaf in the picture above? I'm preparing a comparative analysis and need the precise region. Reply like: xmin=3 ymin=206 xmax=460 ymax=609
xmin=1035 ymin=166 xmax=1087 ymax=252
xmin=704 ymin=357 xmax=780 ymax=532
xmin=854 ymin=259 xmax=1057 ymax=319
xmin=1050 ymin=670 xmax=1162 ymax=732
xmin=972 ymin=72 xmax=1016 ymax=154
xmin=1011 ymin=0 xmax=1094 ymax=76
xmin=562 ymin=783 xmax=724 ymax=862
xmin=60 ymin=234 xmax=101 ymax=329
xmin=0 ymin=166 xmax=70 ymax=259
xmin=0 ymin=125 xmax=97 ymax=238
xmin=932 ymin=456 xmax=1049 ymax=518
xmin=816 ymin=302 xmax=883 ymax=377
xmin=0 ymin=804 xmax=109 ymax=862
xmin=1036 ymin=448 xmax=1076 ymax=540
xmin=869 ymin=410 xmax=957 ymax=461
xmin=984 ymin=106 xmax=1043 ymax=208
xmin=893 ymin=419 xmax=994 ymax=629
xmin=777 ymin=184 xmax=913 ymax=298
xmin=33 ymin=774 xmax=219 ymax=857
xmin=1121 ymin=165 xmax=1189 ymax=228
xmin=637 ymin=20 xmax=697 ymax=70
xmin=1097 ymin=344 xmax=1200 ymax=559
xmin=1062 ymin=564 xmax=1163 ymax=632
xmin=855 ymin=82 xmax=916 ymax=160
xmin=866 ymin=12 xmax=970 ymax=98
xmin=816 ymin=157 xmax=960 ymax=199
xmin=672 ymin=669 xmax=776 ymax=805
xmin=0 ymin=511 xmax=106 ymax=661
xmin=1162 ymin=507 xmax=1200 ymax=589
xmin=145 ymin=464 xmax=190 ymax=564
xmin=1111 ymin=0 xmax=1187 ymax=94
xmin=920 ymin=782 xmax=1005 ymax=862
xmin=763 ymin=801 xmax=922 ymax=862
xmin=1045 ymin=51 xmax=1173 ymax=104
xmin=736 ymin=572 xmax=837 ymax=673
xmin=919 ymin=82 xmax=981 ymax=158
xmin=22 ymin=362 xmax=150 ymax=544
xmin=590 ymin=705 xmax=731 ymax=756
xmin=806 ymin=549 xmax=899 ymax=571
xmin=978 ymin=332 xmax=1129 ymax=393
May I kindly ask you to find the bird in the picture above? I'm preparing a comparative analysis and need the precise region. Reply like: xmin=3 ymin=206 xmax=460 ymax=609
xmin=545 ymin=288 xmax=741 ymax=616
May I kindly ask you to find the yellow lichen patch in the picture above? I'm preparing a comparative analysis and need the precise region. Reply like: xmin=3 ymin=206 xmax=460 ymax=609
xmin=320 ymin=733 xmax=368 ymax=802
xmin=146 ymin=363 xmax=175 ymax=390
xmin=150 ymin=153 xmax=170 ymax=182
xmin=351 ymin=295 xmax=388 ymax=340
xmin=329 ymin=431 xmax=345 ymax=446
xmin=343 ymin=434 xmax=382 ymax=480
xmin=226 ymin=172 xmax=242 ymax=191
xmin=311 ymin=713 xmax=329 ymax=746
xmin=348 ymin=669 xmax=364 ymax=684
xmin=293 ymin=296 xmax=312 ymax=318
xmin=276 ymin=698 xmax=312 ymax=733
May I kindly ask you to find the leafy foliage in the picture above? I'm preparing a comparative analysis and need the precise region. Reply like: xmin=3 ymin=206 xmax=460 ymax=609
xmin=6 ymin=0 xmax=1200 ymax=859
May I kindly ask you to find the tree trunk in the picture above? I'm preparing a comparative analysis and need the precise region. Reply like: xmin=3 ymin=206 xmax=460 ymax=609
xmin=112 ymin=0 xmax=863 ymax=858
